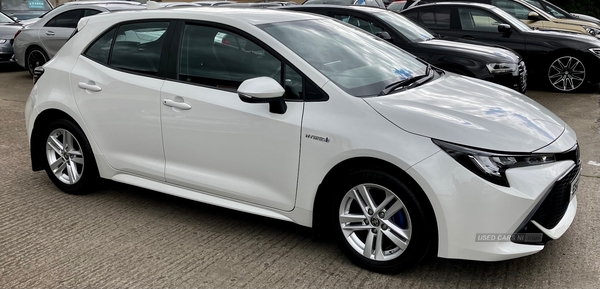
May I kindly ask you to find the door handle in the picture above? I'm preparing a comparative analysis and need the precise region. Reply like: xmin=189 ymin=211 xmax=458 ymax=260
xmin=78 ymin=81 xmax=102 ymax=92
xmin=462 ymin=35 xmax=475 ymax=40
xmin=163 ymin=99 xmax=192 ymax=110
xmin=46 ymin=31 xmax=55 ymax=36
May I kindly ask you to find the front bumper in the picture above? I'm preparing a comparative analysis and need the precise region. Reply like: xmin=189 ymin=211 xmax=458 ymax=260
xmin=407 ymin=144 xmax=578 ymax=261
xmin=0 ymin=41 xmax=14 ymax=64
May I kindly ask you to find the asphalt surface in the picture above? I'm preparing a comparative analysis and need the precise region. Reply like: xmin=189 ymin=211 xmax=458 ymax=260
xmin=1 ymin=63 xmax=599 ymax=288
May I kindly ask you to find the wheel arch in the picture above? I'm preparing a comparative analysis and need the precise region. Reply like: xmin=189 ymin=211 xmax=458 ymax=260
xmin=30 ymin=109 xmax=86 ymax=171
xmin=311 ymin=156 xmax=439 ymax=256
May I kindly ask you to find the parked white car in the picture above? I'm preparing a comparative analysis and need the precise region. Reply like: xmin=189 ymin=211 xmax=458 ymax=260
xmin=26 ymin=8 xmax=580 ymax=273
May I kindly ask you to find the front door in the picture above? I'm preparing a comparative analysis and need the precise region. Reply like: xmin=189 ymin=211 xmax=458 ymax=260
xmin=160 ymin=23 xmax=303 ymax=211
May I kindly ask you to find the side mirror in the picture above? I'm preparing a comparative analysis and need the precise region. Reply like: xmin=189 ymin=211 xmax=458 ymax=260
xmin=376 ymin=31 xmax=393 ymax=41
xmin=12 ymin=16 xmax=18 ymax=22
xmin=498 ymin=24 xmax=512 ymax=34
xmin=237 ymin=76 xmax=287 ymax=114
xmin=528 ymin=11 xmax=540 ymax=21
xmin=33 ymin=67 xmax=44 ymax=84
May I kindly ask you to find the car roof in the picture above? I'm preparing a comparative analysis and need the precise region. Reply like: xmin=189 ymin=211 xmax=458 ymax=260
xmin=284 ymin=4 xmax=386 ymax=12
xmin=405 ymin=1 xmax=497 ymax=9
xmin=63 ymin=0 xmax=141 ymax=6
xmin=83 ymin=7 xmax=323 ymax=25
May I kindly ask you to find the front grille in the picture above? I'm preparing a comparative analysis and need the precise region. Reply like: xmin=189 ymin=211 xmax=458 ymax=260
xmin=530 ymin=162 xmax=580 ymax=229
xmin=518 ymin=61 xmax=527 ymax=92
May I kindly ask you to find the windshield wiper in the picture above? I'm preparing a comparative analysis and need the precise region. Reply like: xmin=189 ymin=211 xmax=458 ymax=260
xmin=378 ymin=63 xmax=432 ymax=96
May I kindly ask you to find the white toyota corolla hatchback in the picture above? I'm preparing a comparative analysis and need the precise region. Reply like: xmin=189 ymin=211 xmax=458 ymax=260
xmin=25 ymin=8 xmax=580 ymax=273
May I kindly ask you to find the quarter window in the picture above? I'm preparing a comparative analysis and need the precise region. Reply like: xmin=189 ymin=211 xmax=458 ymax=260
xmin=458 ymin=8 xmax=507 ymax=32
xmin=417 ymin=7 xmax=451 ymax=29
xmin=84 ymin=9 xmax=102 ymax=17
xmin=45 ymin=9 xmax=83 ymax=28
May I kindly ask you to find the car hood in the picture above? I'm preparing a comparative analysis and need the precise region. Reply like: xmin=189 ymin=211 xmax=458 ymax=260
xmin=0 ymin=23 xmax=22 ymax=39
xmin=417 ymin=39 xmax=520 ymax=63
xmin=526 ymin=28 xmax=600 ymax=44
xmin=364 ymin=73 xmax=565 ymax=152
xmin=551 ymin=17 xmax=600 ymax=28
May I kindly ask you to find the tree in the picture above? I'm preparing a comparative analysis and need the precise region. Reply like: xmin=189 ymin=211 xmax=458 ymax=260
xmin=549 ymin=0 xmax=600 ymax=19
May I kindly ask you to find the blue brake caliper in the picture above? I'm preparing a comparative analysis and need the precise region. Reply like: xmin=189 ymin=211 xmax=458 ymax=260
xmin=390 ymin=210 xmax=407 ymax=229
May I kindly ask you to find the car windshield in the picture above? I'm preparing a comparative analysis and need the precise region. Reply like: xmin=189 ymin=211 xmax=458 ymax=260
xmin=374 ymin=10 xmax=435 ymax=42
xmin=260 ymin=19 xmax=427 ymax=97
xmin=0 ymin=0 xmax=51 ymax=11
xmin=387 ymin=2 xmax=406 ymax=12
xmin=0 ymin=10 xmax=15 ymax=22
xmin=541 ymin=0 xmax=571 ymax=19
xmin=490 ymin=6 xmax=533 ymax=31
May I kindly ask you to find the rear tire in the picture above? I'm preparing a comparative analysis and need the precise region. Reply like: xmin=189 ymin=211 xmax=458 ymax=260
xmin=332 ymin=169 xmax=433 ymax=273
xmin=41 ymin=119 xmax=98 ymax=194
xmin=26 ymin=47 xmax=48 ymax=77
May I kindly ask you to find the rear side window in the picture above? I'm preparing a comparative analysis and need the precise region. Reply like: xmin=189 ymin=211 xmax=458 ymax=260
xmin=333 ymin=14 xmax=384 ymax=35
xmin=83 ymin=21 xmax=169 ymax=76
xmin=45 ymin=9 xmax=83 ymax=28
xmin=417 ymin=7 xmax=451 ymax=29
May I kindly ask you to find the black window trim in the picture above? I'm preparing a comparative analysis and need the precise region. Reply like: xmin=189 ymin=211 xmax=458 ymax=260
xmin=166 ymin=19 xmax=329 ymax=102
xmin=81 ymin=19 xmax=178 ymax=81
xmin=44 ymin=8 xmax=84 ymax=28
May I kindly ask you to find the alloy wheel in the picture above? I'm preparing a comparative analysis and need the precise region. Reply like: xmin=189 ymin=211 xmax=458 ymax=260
xmin=338 ymin=183 xmax=412 ymax=261
xmin=548 ymin=56 xmax=586 ymax=92
xmin=45 ymin=128 xmax=85 ymax=185
xmin=27 ymin=50 xmax=47 ymax=75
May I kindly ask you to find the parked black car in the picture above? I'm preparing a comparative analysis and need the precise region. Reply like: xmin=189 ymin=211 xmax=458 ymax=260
xmin=281 ymin=5 xmax=527 ymax=92
xmin=402 ymin=2 xmax=600 ymax=92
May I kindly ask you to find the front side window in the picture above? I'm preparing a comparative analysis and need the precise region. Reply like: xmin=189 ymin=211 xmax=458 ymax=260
xmin=333 ymin=14 xmax=383 ymax=35
xmin=492 ymin=0 xmax=533 ymax=20
xmin=261 ymin=19 xmax=427 ymax=97
xmin=178 ymin=24 xmax=281 ymax=91
xmin=45 ymin=9 xmax=82 ymax=28
xmin=417 ymin=7 xmax=451 ymax=29
xmin=458 ymin=7 xmax=507 ymax=32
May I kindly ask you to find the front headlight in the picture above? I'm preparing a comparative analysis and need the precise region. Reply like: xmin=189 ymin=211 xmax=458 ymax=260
xmin=433 ymin=139 xmax=555 ymax=187
xmin=583 ymin=26 xmax=600 ymax=36
xmin=590 ymin=48 xmax=600 ymax=59
xmin=0 ymin=39 xmax=7 ymax=44
xmin=486 ymin=62 xmax=518 ymax=75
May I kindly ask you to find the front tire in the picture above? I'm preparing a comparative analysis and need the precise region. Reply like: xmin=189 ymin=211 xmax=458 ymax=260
xmin=26 ymin=47 xmax=48 ymax=77
xmin=41 ymin=119 xmax=98 ymax=194
xmin=547 ymin=55 xmax=587 ymax=92
xmin=332 ymin=170 xmax=433 ymax=273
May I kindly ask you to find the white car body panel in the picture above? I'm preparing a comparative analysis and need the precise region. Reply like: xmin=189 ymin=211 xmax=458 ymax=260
xmin=25 ymin=8 xmax=581 ymax=263
xmin=160 ymin=80 xmax=303 ymax=211
xmin=70 ymin=56 xmax=166 ymax=179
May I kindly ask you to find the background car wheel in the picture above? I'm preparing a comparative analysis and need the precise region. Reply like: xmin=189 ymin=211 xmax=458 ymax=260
xmin=26 ymin=47 xmax=48 ymax=77
xmin=547 ymin=55 xmax=587 ymax=92
xmin=332 ymin=169 xmax=433 ymax=273
xmin=42 ymin=119 xmax=98 ymax=194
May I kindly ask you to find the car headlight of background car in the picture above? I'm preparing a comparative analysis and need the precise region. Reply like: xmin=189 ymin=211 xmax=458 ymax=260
xmin=583 ymin=26 xmax=600 ymax=36
xmin=0 ymin=39 xmax=7 ymax=44
xmin=433 ymin=139 xmax=556 ymax=187
xmin=486 ymin=62 xmax=519 ymax=76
